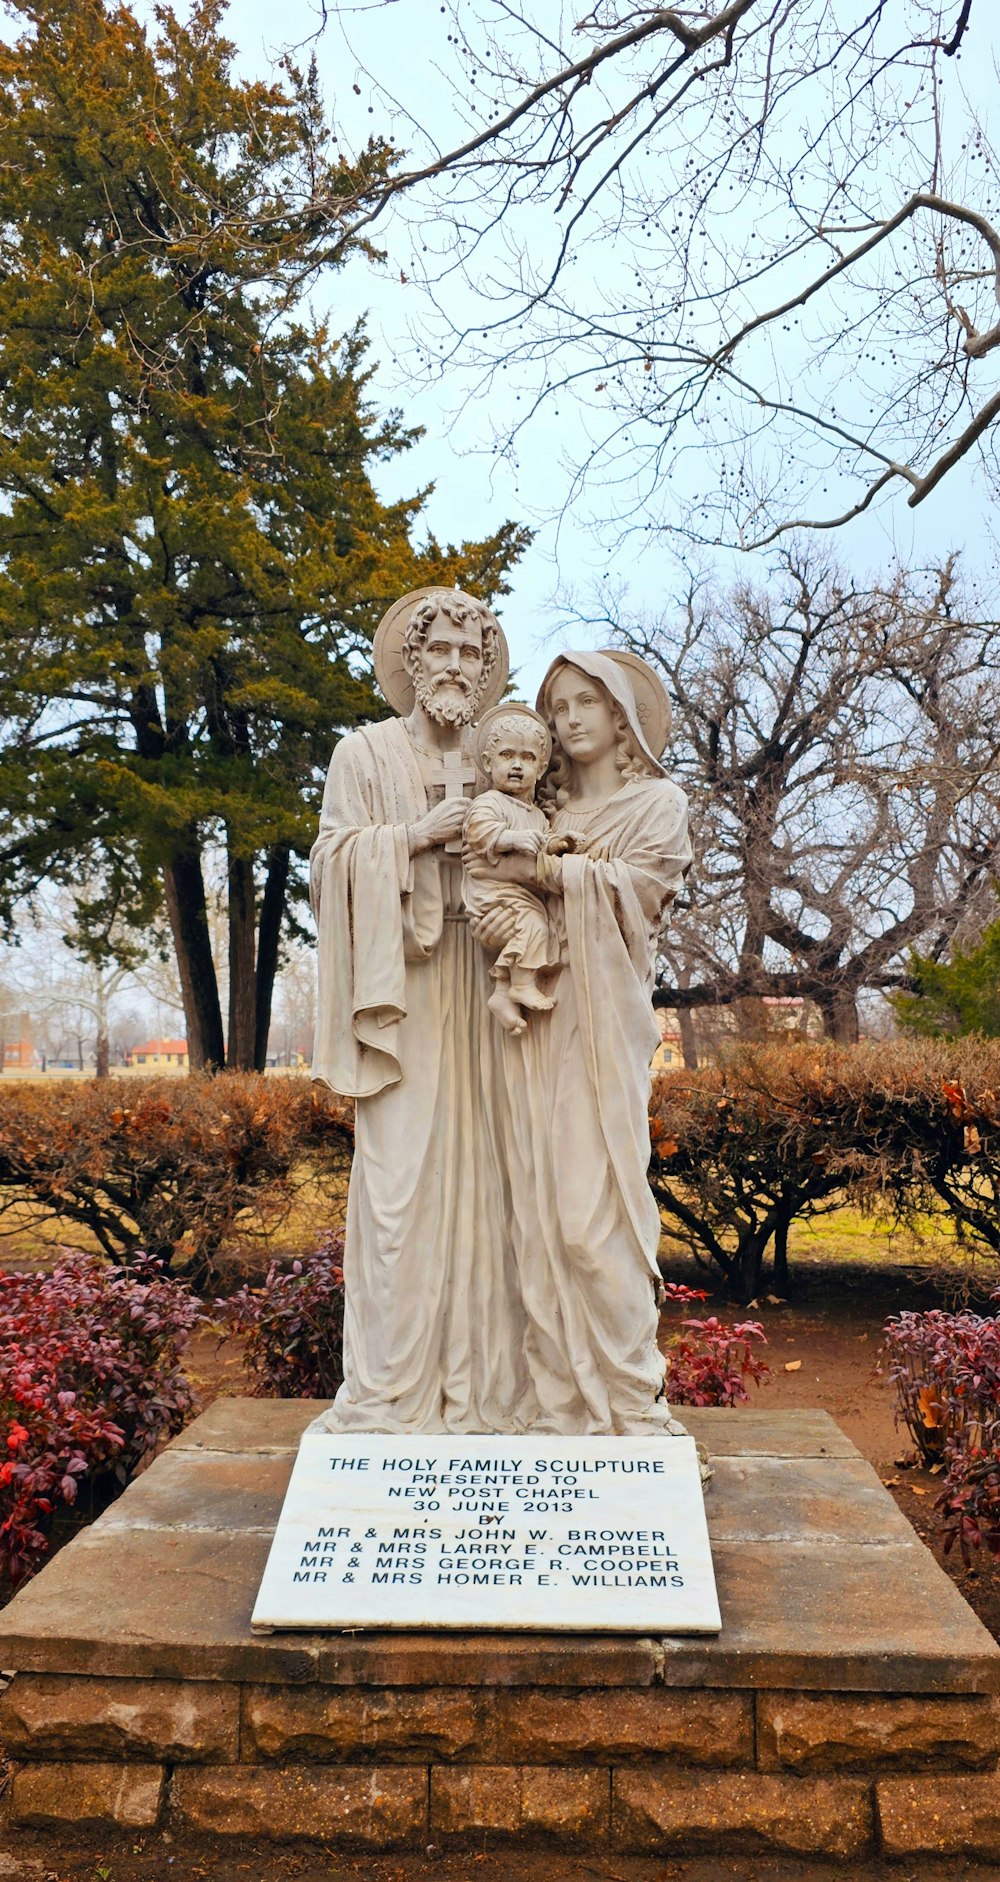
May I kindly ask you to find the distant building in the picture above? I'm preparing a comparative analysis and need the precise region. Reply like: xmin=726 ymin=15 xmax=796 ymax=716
xmin=2 ymin=1013 xmax=35 ymax=1070
xmin=650 ymin=1006 xmax=684 ymax=1075
xmin=126 ymin=1037 xmax=189 ymax=1069
xmin=760 ymin=996 xmax=824 ymax=1039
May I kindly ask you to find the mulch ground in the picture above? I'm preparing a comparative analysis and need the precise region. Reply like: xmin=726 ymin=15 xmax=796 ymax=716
xmin=3 ymin=1834 xmax=1000 ymax=1882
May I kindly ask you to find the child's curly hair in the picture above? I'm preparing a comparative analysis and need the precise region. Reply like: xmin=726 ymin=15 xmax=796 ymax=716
xmin=481 ymin=709 xmax=551 ymax=774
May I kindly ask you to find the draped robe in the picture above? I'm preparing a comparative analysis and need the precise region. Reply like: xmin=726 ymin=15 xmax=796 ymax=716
xmin=498 ymin=775 xmax=693 ymax=1435
xmin=309 ymin=716 xmax=527 ymax=1433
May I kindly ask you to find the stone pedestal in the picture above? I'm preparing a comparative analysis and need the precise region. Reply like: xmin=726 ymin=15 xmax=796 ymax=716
xmin=1 ymin=1403 xmax=998 ymax=1860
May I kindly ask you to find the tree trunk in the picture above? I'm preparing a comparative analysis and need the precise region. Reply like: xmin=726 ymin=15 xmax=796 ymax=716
xmin=773 ymin=1213 xmax=790 ymax=1292
xmin=734 ymin=1230 xmax=768 ymax=1304
xmin=733 ymin=1211 xmax=785 ymax=1303
xmin=677 ymin=1005 xmax=699 ymax=1069
xmin=254 ymin=842 xmax=290 ymax=1072
xmin=94 ymin=976 xmax=110 ymax=1079
xmin=162 ymin=840 xmax=225 ymax=1071
xmin=817 ymin=986 xmax=860 ymax=1044
xmin=227 ymin=849 xmax=257 ymax=1072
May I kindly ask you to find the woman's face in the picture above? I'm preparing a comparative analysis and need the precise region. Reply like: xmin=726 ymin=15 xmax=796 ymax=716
xmin=548 ymin=666 xmax=618 ymax=766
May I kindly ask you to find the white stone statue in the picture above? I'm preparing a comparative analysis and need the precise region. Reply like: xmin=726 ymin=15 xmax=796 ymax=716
xmin=310 ymin=592 xmax=693 ymax=1442
xmin=309 ymin=587 xmax=530 ymax=1434
xmin=490 ymin=650 xmax=694 ymax=1434
xmin=462 ymin=703 xmax=575 ymax=1036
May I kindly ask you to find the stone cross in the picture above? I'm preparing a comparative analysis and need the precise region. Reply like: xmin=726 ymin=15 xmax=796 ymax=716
xmin=428 ymin=747 xmax=478 ymax=853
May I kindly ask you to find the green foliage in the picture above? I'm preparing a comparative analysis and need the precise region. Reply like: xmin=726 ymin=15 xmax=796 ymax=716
xmin=0 ymin=0 xmax=528 ymax=1066
xmin=896 ymin=904 xmax=1000 ymax=1038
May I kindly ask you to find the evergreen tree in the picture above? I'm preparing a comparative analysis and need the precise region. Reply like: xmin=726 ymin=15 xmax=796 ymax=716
xmin=896 ymin=907 xmax=1000 ymax=1040
xmin=0 ymin=0 xmax=527 ymax=1068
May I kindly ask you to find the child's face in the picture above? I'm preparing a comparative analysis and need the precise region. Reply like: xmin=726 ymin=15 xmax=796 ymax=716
xmin=490 ymin=735 xmax=545 ymax=798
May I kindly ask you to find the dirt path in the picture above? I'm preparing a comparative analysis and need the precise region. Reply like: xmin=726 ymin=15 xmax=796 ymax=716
xmin=3 ymin=1826 xmax=1000 ymax=1882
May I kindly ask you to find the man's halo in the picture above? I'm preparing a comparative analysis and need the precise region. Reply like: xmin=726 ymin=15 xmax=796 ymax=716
xmin=372 ymin=587 xmax=510 ymax=717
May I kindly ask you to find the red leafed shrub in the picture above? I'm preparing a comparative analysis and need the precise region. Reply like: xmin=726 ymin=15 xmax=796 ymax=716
xmin=880 ymin=1308 xmax=1000 ymax=1464
xmin=882 ymin=1303 xmax=1000 ymax=1563
xmin=222 ymin=1254 xmax=769 ymax=1410
xmin=662 ymin=1282 xmax=771 ymax=1407
xmin=0 ymin=1075 xmax=354 ymax=1286
xmin=936 ymin=1450 xmax=1000 ymax=1564
xmin=222 ymin=1230 xmax=346 ymax=1399
xmin=1 ymin=1256 xmax=200 ymax=1587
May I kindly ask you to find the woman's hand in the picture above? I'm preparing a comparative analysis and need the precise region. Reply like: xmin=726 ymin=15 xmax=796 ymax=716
xmin=494 ymin=851 xmax=544 ymax=886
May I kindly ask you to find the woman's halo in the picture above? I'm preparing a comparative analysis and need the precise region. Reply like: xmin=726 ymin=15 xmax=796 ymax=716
xmin=597 ymin=649 xmax=672 ymax=756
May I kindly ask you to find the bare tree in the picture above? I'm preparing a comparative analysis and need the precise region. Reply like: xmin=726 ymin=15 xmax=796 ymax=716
xmin=335 ymin=0 xmax=1000 ymax=545
xmin=585 ymin=553 xmax=1000 ymax=1039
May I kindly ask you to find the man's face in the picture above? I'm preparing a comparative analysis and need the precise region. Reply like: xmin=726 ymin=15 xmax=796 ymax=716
xmin=490 ymin=735 xmax=545 ymax=800
xmin=412 ymin=612 xmax=484 ymax=726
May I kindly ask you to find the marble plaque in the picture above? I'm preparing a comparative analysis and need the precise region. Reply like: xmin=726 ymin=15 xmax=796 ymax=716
xmin=251 ymin=1433 xmax=721 ymax=1633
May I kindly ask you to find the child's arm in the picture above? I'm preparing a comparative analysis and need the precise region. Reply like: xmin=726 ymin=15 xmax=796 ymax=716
xmin=495 ymin=827 xmax=546 ymax=855
xmin=465 ymin=799 xmax=542 ymax=866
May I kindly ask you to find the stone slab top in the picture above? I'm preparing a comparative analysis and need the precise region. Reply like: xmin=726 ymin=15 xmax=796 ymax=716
xmin=169 ymin=1399 xmax=861 ymax=1459
xmin=0 ymin=1401 xmax=996 ymax=1693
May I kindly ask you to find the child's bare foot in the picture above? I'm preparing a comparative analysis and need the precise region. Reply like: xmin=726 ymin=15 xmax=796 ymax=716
xmin=488 ymin=986 xmax=528 ymax=1035
xmin=509 ymin=975 xmax=555 ymax=1013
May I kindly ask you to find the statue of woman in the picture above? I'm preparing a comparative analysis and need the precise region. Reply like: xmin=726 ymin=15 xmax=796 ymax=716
xmin=489 ymin=650 xmax=693 ymax=1435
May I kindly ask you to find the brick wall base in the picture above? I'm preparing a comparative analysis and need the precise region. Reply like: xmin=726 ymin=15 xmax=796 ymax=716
xmin=4 ymin=1674 xmax=1000 ymax=1856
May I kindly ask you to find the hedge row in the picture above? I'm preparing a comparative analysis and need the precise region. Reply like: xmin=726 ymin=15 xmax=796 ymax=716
xmin=0 ymin=1076 xmax=354 ymax=1287
xmin=2 ymin=1039 xmax=1000 ymax=1299
xmin=652 ymin=1037 xmax=1000 ymax=1300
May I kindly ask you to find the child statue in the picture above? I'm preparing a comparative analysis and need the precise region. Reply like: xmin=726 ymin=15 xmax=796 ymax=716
xmin=463 ymin=702 xmax=575 ymax=1036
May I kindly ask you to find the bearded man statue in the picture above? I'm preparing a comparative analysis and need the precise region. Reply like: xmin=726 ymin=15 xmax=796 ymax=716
xmin=309 ymin=588 xmax=529 ymax=1434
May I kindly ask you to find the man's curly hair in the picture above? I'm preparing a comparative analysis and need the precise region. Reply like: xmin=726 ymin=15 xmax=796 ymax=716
xmin=401 ymin=592 xmax=501 ymax=709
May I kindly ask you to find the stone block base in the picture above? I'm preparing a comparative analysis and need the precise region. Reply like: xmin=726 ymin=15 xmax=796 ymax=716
xmin=11 ymin=1761 xmax=165 ymax=1830
xmin=2 ymin=1402 xmax=999 ymax=1857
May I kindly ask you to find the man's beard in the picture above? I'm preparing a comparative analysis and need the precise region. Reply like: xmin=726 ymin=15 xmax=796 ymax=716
xmin=413 ymin=669 xmax=479 ymax=727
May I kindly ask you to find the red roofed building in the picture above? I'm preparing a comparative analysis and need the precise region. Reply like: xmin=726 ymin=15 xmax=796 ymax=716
xmin=650 ymin=1005 xmax=684 ymax=1074
xmin=126 ymin=1037 xmax=189 ymax=1069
